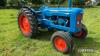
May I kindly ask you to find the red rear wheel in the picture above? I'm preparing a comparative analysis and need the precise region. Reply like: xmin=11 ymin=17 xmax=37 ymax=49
xmin=18 ymin=8 xmax=38 ymax=38
xmin=18 ymin=15 xmax=30 ymax=33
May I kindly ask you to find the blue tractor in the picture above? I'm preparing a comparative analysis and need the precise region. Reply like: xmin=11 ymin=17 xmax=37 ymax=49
xmin=18 ymin=0 xmax=88 ymax=53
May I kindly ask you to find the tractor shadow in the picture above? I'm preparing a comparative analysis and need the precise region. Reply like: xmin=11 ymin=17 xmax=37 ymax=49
xmin=34 ymin=30 xmax=54 ymax=41
xmin=34 ymin=31 xmax=100 ymax=56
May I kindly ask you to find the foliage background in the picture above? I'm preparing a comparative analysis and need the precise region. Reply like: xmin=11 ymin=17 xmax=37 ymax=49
xmin=0 ymin=0 xmax=100 ymax=56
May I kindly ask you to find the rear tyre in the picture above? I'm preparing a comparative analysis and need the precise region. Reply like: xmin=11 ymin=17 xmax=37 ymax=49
xmin=18 ymin=8 xmax=38 ymax=38
xmin=72 ymin=24 xmax=88 ymax=39
xmin=51 ymin=31 xmax=73 ymax=54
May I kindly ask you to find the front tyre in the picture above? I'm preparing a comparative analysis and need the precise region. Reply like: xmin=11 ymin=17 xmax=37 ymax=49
xmin=72 ymin=24 xmax=88 ymax=39
xmin=51 ymin=31 xmax=73 ymax=54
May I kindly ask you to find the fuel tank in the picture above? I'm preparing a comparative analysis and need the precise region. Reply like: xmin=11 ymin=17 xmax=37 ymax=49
xmin=40 ymin=7 xmax=83 ymax=16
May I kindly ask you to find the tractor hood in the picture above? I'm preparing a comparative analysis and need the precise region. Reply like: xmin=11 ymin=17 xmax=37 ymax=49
xmin=41 ymin=7 xmax=83 ymax=16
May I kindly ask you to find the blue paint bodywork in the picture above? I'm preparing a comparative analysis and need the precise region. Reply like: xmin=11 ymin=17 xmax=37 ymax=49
xmin=26 ymin=0 xmax=83 ymax=33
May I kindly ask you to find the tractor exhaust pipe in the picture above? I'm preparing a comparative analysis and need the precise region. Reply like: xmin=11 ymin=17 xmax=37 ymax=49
xmin=68 ymin=0 xmax=72 ymax=8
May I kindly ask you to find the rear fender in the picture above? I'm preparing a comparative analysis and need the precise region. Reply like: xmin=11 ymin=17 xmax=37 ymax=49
xmin=22 ymin=6 xmax=36 ymax=14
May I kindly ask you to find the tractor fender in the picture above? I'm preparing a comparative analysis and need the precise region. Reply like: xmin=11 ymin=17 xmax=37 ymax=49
xmin=22 ymin=6 xmax=36 ymax=15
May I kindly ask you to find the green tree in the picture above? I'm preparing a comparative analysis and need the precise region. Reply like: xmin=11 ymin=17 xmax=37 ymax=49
xmin=31 ymin=0 xmax=43 ymax=4
xmin=0 ymin=0 xmax=7 ymax=7
xmin=72 ymin=0 xmax=85 ymax=7
xmin=7 ymin=0 xmax=19 ymax=7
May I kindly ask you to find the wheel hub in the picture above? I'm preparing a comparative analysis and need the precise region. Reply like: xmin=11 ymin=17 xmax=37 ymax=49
xmin=54 ymin=37 xmax=67 ymax=52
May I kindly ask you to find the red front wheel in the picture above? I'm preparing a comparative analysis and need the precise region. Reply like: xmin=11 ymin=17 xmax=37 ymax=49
xmin=51 ymin=31 xmax=73 ymax=54
xmin=72 ymin=24 xmax=88 ymax=39
xmin=54 ymin=36 xmax=67 ymax=52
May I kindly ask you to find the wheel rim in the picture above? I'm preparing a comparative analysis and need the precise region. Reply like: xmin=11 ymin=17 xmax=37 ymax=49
xmin=73 ymin=31 xmax=83 ymax=37
xmin=18 ymin=15 xmax=30 ymax=33
xmin=54 ymin=36 xmax=67 ymax=52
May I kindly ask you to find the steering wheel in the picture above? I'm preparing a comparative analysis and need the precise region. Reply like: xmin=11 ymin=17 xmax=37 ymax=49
xmin=43 ymin=0 xmax=67 ymax=4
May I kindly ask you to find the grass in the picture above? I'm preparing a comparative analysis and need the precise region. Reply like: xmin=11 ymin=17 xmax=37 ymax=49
xmin=0 ymin=7 xmax=100 ymax=56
